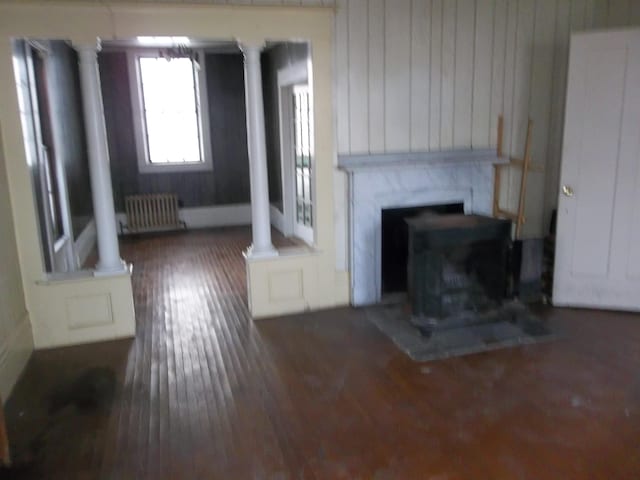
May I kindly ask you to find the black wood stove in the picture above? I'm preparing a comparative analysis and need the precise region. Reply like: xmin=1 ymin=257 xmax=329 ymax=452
xmin=406 ymin=214 xmax=511 ymax=331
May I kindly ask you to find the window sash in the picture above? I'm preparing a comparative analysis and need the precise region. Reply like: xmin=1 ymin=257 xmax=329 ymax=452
xmin=137 ymin=56 xmax=203 ymax=165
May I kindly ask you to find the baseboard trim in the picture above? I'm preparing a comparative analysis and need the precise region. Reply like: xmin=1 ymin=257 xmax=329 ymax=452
xmin=0 ymin=313 xmax=34 ymax=401
xmin=116 ymin=203 xmax=252 ymax=233
xmin=75 ymin=218 xmax=96 ymax=267
xmin=270 ymin=204 xmax=285 ymax=235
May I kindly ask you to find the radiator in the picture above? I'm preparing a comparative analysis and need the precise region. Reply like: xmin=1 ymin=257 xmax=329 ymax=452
xmin=122 ymin=194 xmax=186 ymax=233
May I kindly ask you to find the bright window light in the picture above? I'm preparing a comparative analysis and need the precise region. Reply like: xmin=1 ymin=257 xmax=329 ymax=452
xmin=138 ymin=57 xmax=202 ymax=164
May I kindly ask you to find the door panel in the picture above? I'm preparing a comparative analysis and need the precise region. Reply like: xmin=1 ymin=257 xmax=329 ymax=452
xmin=629 ymin=164 xmax=640 ymax=279
xmin=570 ymin=47 xmax=625 ymax=277
xmin=554 ymin=31 xmax=640 ymax=310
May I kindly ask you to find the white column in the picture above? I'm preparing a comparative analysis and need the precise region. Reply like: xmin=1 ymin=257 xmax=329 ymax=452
xmin=241 ymin=43 xmax=277 ymax=258
xmin=76 ymin=42 xmax=126 ymax=274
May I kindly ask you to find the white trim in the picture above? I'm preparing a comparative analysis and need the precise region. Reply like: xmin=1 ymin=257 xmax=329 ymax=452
xmin=294 ymin=221 xmax=314 ymax=245
xmin=270 ymin=204 xmax=286 ymax=234
xmin=126 ymin=49 xmax=213 ymax=174
xmin=338 ymin=148 xmax=503 ymax=171
xmin=0 ymin=313 xmax=33 ymax=401
xmin=75 ymin=218 xmax=97 ymax=267
xmin=116 ymin=203 xmax=252 ymax=233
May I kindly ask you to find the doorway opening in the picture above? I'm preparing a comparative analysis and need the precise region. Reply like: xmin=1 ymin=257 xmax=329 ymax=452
xmin=13 ymin=39 xmax=88 ymax=274
xmin=262 ymin=42 xmax=314 ymax=246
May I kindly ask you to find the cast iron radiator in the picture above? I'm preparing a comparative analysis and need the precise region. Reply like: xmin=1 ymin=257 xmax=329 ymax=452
xmin=121 ymin=194 xmax=186 ymax=234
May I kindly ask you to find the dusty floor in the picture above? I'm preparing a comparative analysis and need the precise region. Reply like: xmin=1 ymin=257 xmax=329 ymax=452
xmin=5 ymin=227 xmax=640 ymax=479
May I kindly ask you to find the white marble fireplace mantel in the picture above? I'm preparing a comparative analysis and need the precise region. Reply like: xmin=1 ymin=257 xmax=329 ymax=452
xmin=338 ymin=148 xmax=505 ymax=306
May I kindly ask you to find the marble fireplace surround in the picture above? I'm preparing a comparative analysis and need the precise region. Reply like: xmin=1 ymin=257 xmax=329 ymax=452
xmin=338 ymin=149 xmax=505 ymax=306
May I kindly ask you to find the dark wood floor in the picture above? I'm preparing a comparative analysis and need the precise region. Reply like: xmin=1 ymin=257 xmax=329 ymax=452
xmin=5 ymin=227 xmax=640 ymax=479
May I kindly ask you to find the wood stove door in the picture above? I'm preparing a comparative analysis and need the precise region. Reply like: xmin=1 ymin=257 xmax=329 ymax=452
xmin=554 ymin=30 xmax=640 ymax=311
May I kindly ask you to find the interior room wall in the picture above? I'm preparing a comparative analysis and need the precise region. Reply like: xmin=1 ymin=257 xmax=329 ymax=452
xmin=334 ymin=0 xmax=640 ymax=240
xmin=0 ymin=61 xmax=33 ymax=398
xmin=99 ymin=49 xmax=251 ymax=213
xmin=261 ymin=42 xmax=310 ymax=214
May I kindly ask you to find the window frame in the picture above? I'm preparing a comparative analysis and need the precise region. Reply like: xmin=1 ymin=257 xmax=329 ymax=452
xmin=127 ymin=49 xmax=213 ymax=174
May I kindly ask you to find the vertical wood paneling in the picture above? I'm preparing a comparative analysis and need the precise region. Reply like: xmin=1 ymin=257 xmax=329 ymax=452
xmin=440 ymin=0 xmax=456 ymax=149
xmin=348 ymin=0 xmax=369 ymax=153
xmin=332 ymin=0 xmax=613 ymax=237
xmin=335 ymin=0 xmax=350 ymax=153
xmin=584 ymin=0 xmax=596 ymax=26
xmin=592 ymin=0 xmax=609 ymax=27
xmin=507 ymin=0 xmax=535 ymax=209
xmin=489 ymin=0 xmax=507 ymax=148
xmin=429 ymin=0 xmax=443 ymax=150
xmin=607 ymin=0 xmax=631 ymax=27
xmin=631 ymin=1 xmax=640 ymax=25
xmin=499 ymin=0 xmax=518 ymax=208
xmin=571 ymin=0 xmax=588 ymax=31
xmin=544 ymin=0 xmax=571 ymax=229
xmin=453 ymin=0 xmax=475 ymax=148
xmin=472 ymin=0 xmax=495 ymax=147
xmin=525 ymin=0 xmax=557 ymax=237
xmin=510 ymin=0 xmax=535 ymax=156
xmin=384 ymin=0 xmax=412 ymax=151
xmin=501 ymin=0 xmax=518 ymax=158
xmin=368 ymin=0 xmax=385 ymax=153
xmin=410 ymin=0 xmax=431 ymax=150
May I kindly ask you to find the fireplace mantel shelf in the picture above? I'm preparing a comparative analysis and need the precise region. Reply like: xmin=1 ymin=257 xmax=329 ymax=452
xmin=338 ymin=148 xmax=506 ymax=172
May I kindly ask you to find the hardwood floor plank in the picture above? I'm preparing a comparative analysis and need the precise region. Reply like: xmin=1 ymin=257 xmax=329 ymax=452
xmin=4 ymin=227 xmax=640 ymax=479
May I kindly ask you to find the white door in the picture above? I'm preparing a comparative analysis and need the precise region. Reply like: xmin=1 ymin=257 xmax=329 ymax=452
xmin=277 ymin=62 xmax=314 ymax=245
xmin=291 ymin=85 xmax=314 ymax=244
xmin=554 ymin=30 xmax=640 ymax=311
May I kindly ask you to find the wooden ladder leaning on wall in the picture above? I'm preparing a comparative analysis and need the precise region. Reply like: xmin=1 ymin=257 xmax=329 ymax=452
xmin=492 ymin=115 xmax=544 ymax=238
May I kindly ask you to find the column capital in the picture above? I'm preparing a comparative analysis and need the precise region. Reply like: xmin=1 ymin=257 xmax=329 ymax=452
xmin=238 ymin=41 xmax=266 ymax=55
xmin=73 ymin=39 xmax=102 ymax=56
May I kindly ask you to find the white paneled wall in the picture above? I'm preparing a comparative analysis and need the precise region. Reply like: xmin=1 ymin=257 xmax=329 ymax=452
xmin=335 ymin=0 xmax=610 ymax=237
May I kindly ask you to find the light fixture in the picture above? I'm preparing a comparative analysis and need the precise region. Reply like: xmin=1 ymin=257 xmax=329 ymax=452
xmin=136 ymin=36 xmax=191 ymax=46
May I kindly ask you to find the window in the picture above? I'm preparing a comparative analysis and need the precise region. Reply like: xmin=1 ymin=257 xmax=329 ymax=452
xmin=129 ymin=51 xmax=212 ymax=173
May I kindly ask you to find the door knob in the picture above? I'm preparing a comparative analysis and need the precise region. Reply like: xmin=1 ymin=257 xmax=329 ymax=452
xmin=562 ymin=185 xmax=574 ymax=197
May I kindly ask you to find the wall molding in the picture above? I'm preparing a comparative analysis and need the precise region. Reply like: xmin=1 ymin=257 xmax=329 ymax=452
xmin=338 ymin=148 xmax=502 ymax=171
xmin=75 ymin=218 xmax=96 ymax=267
xmin=270 ymin=204 xmax=286 ymax=235
xmin=0 ymin=312 xmax=33 ymax=401
xmin=116 ymin=203 xmax=252 ymax=233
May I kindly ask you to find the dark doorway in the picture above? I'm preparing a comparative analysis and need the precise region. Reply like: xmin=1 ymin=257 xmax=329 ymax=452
xmin=381 ymin=203 xmax=464 ymax=295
